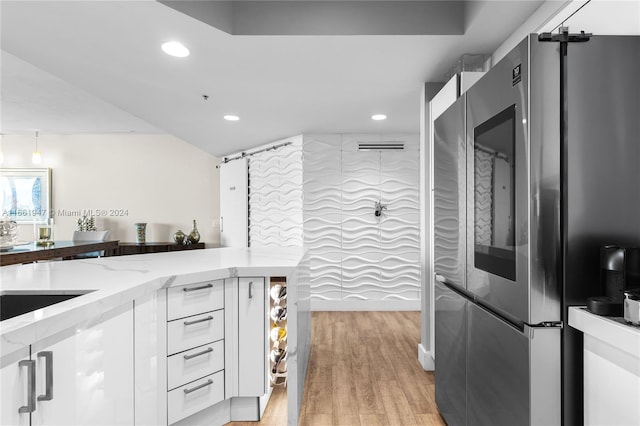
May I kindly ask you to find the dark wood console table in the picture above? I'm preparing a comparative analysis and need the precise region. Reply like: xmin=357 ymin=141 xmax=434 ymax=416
xmin=117 ymin=242 xmax=205 ymax=256
xmin=0 ymin=240 xmax=120 ymax=266
xmin=0 ymin=241 xmax=207 ymax=266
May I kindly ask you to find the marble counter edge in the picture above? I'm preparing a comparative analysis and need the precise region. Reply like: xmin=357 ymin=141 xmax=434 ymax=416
xmin=1 ymin=260 xmax=300 ymax=360
xmin=568 ymin=306 xmax=640 ymax=358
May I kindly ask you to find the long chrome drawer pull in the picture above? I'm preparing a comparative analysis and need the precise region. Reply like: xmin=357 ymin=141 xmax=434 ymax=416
xmin=37 ymin=351 xmax=54 ymax=401
xmin=18 ymin=360 xmax=35 ymax=413
xmin=183 ymin=283 xmax=213 ymax=292
xmin=183 ymin=347 xmax=213 ymax=360
xmin=184 ymin=315 xmax=213 ymax=326
xmin=183 ymin=379 xmax=213 ymax=394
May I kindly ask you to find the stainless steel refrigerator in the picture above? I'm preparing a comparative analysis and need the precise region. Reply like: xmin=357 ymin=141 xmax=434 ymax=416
xmin=434 ymin=34 xmax=640 ymax=426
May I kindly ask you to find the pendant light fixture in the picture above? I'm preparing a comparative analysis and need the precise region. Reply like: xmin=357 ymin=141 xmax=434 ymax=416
xmin=32 ymin=131 xmax=41 ymax=164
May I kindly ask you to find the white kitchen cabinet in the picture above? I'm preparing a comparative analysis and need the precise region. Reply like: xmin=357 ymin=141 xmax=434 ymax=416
xmin=167 ymin=280 xmax=224 ymax=321
xmin=167 ymin=340 xmax=224 ymax=391
xmin=137 ymin=276 xmax=270 ymax=425
xmin=237 ymin=277 xmax=266 ymax=397
xmin=1 ymin=303 xmax=134 ymax=426
xmin=0 ymin=345 xmax=31 ymax=426
xmin=167 ymin=310 xmax=224 ymax=357
xmin=583 ymin=334 xmax=640 ymax=426
xmin=569 ymin=307 xmax=640 ymax=426
xmin=134 ymin=290 xmax=168 ymax=426
xmin=167 ymin=371 xmax=225 ymax=425
xmin=32 ymin=302 xmax=134 ymax=426
xmin=166 ymin=280 xmax=226 ymax=425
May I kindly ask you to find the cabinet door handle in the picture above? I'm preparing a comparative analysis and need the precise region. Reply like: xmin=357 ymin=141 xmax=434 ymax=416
xmin=37 ymin=351 xmax=54 ymax=401
xmin=18 ymin=360 xmax=35 ymax=414
xmin=183 ymin=379 xmax=213 ymax=394
xmin=248 ymin=281 xmax=253 ymax=299
xmin=220 ymin=217 xmax=224 ymax=233
xmin=183 ymin=347 xmax=213 ymax=360
xmin=184 ymin=315 xmax=213 ymax=326
xmin=183 ymin=283 xmax=213 ymax=292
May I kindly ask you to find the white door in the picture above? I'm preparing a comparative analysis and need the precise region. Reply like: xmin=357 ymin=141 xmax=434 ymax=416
xmin=0 ymin=346 xmax=32 ymax=426
xmin=31 ymin=303 xmax=134 ymax=426
xmin=220 ymin=159 xmax=248 ymax=248
xmin=237 ymin=277 xmax=266 ymax=397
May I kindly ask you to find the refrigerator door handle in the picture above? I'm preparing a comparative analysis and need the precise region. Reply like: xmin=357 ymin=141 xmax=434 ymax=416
xmin=527 ymin=321 xmax=564 ymax=329
xmin=435 ymin=274 xmax=473 ymax=300
xmin=524 ymin=322 xmax=564 ymax=339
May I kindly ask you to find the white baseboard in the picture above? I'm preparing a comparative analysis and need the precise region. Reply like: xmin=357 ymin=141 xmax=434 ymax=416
xmin=418 ymin=343 xmax=435 ymax=371
xmin=310 ymin=299 xmax=421 ymax=311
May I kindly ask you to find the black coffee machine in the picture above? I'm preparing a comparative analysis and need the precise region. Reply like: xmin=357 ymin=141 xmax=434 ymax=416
xmin=587 ymin=245 xmax=640 ymax=316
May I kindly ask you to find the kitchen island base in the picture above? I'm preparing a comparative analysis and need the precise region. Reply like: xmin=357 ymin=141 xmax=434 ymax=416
xmin=1 ymin=248 xmax=309 ymax=426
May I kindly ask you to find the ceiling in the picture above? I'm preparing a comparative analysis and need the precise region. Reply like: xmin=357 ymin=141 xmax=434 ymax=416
xmin=0 ymin=0 xmax=547 ymax=157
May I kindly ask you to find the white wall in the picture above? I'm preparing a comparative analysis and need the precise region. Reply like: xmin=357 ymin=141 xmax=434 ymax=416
xmin=232 ymin=132 xmax=420 ymax=310
xmin=304 ymin=133 xmax=420 ymax=310
xmin=248 ymin=136 xmax=303 ymax=248
xmin=1 ymin=134 xmax=220 ymax=245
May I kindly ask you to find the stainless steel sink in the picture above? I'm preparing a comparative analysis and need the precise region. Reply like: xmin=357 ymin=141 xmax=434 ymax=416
xmin=0 ymin=291 xmax=93 ymax=321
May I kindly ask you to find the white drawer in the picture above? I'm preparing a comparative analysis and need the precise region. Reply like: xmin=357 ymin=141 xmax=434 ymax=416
xmin=167 ymin=280 xmax=224 ymax=321
xmin=168 ymin=340 xmax=224 ymax=391
xmin=167 ymin=371 xmax=225 ymax=425
xmin=167 ymin=310 xmax=224 ymax=356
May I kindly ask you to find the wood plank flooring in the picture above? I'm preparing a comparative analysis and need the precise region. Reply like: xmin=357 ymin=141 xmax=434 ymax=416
xmin=229 ymin=311 xmax=445 ymax=426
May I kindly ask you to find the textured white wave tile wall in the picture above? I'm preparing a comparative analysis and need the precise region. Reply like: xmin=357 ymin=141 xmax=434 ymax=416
xmin=303 ymin=134 xmax=342 ymax=301
xmin=249 ymin=136 xmax=303 ymax=248
xmin=303 ymin=133 xmax=420 ymax=307
xmin=342 ymin=135 xmax=382 ymax=301
xmin=380 ymin=138 xmax=420 ymax=301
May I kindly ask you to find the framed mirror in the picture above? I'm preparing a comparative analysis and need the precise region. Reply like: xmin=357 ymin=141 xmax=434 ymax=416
xmin=0 ymin=168 xmax=52 ymax=223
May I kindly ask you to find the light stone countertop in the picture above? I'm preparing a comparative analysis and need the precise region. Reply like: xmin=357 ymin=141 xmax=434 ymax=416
xmin=0 ymin=247 xmax=303 ymax=359
xmin=568 ymin=306 xmax=640 ymax=358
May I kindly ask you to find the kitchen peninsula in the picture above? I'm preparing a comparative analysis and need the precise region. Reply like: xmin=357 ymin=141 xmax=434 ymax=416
xmin=0 ymin=247 xmax=310 ymax=426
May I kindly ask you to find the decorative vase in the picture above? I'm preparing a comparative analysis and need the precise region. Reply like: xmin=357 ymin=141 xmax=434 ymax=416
xmin=187 ymin=220 xmax=200 ymax=244
xmin=0 ymin=217 xmax=18 ymax=250
xmin=173 ymin=230 xmax=186 ymax=245
xmin=134 ymin=223 xmax=147 ymax=244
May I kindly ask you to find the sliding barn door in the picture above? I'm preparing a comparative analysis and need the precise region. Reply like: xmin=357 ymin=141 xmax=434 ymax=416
xmin=219 ymin=159 xmax=248 ymax=248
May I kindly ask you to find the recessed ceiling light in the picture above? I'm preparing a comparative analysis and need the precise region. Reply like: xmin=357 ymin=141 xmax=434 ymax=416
xmin=224 ymin=115 xmax=240 ymax=121
xmin=372 ymin=114 xmax=387 ymax=121
xmin=161 ymin=41 xmax=189 ymax=58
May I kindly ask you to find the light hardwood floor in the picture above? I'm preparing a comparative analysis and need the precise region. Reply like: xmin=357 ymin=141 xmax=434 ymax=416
xmin=229 ymin=311 xmax=445 ymax=426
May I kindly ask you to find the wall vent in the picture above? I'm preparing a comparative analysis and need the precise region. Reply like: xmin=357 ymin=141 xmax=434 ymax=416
xmin=357 ymin=142 xmax=405 ymax=151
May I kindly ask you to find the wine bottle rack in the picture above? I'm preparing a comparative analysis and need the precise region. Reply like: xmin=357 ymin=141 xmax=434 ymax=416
xmin=269 ymin=277 xmax=287 ymax=386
